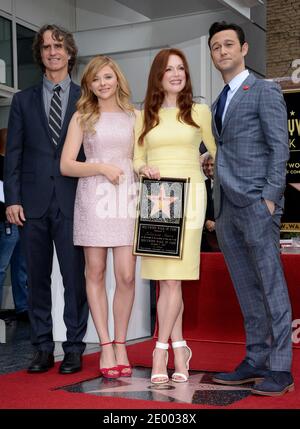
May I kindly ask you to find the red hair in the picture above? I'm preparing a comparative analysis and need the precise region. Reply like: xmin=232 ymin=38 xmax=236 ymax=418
xmin=138 ymin=48 xmax=199 ymax=145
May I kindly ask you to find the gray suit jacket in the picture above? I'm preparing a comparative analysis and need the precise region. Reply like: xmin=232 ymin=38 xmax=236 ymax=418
xmin=212 ymin=73 xmax=289 ymax=219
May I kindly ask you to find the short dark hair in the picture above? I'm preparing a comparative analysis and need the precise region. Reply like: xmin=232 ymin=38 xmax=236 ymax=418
xmin=32 ymin=24 xmax=78 ymax=74
xmin=208 ymin=21 xmax=246 ymax=49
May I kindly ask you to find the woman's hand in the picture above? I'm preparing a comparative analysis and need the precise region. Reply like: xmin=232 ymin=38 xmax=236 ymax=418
xmin=102 ymin=164 xmax=125 ymax=185
xmin=139 ymin=165 xmax=161 ymax=180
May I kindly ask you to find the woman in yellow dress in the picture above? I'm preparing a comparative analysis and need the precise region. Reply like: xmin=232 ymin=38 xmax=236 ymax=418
xmin=134 ymin=48 xmax=216 ymax=384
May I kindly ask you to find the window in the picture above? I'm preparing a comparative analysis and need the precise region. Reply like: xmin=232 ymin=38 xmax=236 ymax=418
xmin=0 ymin=16 xmax=13 ymax=87
xmin=17 ymin=24 xmax=40 ymax=90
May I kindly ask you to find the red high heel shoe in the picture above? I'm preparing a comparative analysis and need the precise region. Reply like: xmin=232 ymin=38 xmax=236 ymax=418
xmin=99 ymin=341 xmax=120 ymax=378
xmin=114 ymin=341 xmax=132 ymax=377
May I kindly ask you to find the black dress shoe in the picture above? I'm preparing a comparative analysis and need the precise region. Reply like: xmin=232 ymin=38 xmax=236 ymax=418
xmin=27 ymin=351 xmax=55 ymax=373
xmin=59 ymin=352 xmax=82 ymax=374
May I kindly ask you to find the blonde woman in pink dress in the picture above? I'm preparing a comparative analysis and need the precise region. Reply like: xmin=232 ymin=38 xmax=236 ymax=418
xmin=61 ymin=56 xmax=139 ymax=378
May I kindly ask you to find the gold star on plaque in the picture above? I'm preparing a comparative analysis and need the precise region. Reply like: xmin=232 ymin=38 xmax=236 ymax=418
xmin=147 ymin=184 xmax=178 ymax=217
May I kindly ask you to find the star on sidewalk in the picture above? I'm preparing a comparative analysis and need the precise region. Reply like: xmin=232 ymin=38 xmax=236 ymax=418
xmin=147 ymin=184 xmax=178 ymax=217
xmin=62 ymin=369 xmax=252 ymax=405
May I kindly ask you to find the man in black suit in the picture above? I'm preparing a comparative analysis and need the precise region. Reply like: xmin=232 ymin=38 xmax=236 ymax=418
xmin=201 ymin=154 xmax=220 ymax=252
xmin=4 ymin=25 xmax=88 ymax=374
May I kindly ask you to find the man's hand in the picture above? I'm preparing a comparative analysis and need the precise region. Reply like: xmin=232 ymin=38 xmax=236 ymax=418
xmin=205 ymin=220 xmax=216 ymax=232
xmin=6 ymin=205 xmax=26 ymax=226
xmin=264 ymin=199 xmax=275 ymax=215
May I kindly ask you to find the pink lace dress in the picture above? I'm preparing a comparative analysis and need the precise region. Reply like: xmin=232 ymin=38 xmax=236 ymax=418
xmin=73 ymin=112 xmax=137 ymax=247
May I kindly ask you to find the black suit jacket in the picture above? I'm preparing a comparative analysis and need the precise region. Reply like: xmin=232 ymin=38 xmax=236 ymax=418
xmin=201 ymin=178 xmax=220 ymax=252
xmin=0 ymin=155 xmax=6 ymax=222
xmin=4 ymin=81 xmax=84 ymax=219
xmin=205 ymin=178 xmax=214 ymax=222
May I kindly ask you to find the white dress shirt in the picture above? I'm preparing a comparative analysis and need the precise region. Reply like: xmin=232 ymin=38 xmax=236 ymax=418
xmin=222 ymin=69 xmax=250 ymax=122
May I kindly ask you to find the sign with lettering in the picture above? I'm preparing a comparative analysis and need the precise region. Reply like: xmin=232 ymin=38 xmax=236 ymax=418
xmin=281 ymin=89 xmax=300 ymax=231
xmin=284 ymin=89 xmax=300 ymax=182
xmin=133 ymin=177 xmax=189 ymax=258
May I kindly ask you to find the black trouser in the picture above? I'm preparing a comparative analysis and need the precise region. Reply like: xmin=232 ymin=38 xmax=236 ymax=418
xmin=20 ymin=194 xmax=88 ymax=354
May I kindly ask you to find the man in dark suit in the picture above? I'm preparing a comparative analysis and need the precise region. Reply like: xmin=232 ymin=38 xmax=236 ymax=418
xmin=201 ymin=154 xmax=220 ymax=252
xmin=4 ymin=24 xmax=88 ymax=374
xmin=209 ymin=21 xmax=293 ymax=396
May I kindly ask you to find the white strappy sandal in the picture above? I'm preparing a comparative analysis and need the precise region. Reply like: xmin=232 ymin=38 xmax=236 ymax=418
xmin=151 ymin=341 xmax=169 ymax=384
xmin=171 ymin=340 xmax=192 ymax=383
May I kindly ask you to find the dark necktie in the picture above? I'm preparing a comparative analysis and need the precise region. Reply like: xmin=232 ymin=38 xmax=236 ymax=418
xmin=49 ymin=84 xmax=62 ymax=145
xmin=215 ymin=84 xmax=230 ymax=135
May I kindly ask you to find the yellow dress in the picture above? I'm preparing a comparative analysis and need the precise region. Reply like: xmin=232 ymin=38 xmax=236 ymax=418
xmin=133 ymin=103 xmax=216 ymax=280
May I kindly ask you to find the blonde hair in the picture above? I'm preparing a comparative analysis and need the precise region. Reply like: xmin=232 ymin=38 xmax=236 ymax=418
xmin=77 ymin=56 xmax=134 ymax=133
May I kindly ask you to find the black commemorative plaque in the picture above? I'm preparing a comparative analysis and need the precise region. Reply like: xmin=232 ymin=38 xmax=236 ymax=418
xmin=133 ymin=176 xmax=190 ymax=258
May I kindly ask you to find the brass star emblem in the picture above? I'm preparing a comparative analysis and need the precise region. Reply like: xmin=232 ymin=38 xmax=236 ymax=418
xmin=147 ymin=184 xmax=178 ymax=217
